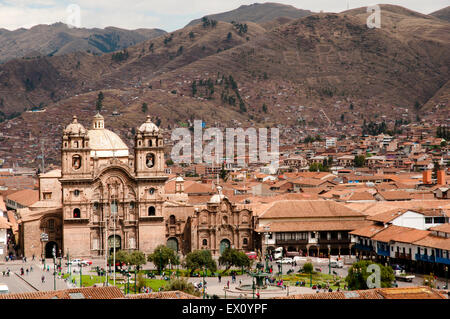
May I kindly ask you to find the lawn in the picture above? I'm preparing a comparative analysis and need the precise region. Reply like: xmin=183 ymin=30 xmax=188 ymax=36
xmin=281 ymin=272 xmax=347 ymax=290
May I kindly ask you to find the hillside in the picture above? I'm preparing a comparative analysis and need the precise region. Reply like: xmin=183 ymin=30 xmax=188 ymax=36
xmin=186 ymin=2 xmax=312 ymax=27
xmin=0 ymin=22 xmax=166 ymax=63
xmin=0 ymin=4 xmax=449 ymax=167
xmin=430 ymin=6 xmax=450 ymax=22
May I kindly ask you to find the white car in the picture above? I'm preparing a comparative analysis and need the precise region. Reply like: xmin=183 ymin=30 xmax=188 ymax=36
xmin=0 ymin=284 xmax=9 ymax=294
xmin=66 ymin=258 xmax=82 ymax=266
xmin=330 ymin=260 xmax=344 ymax=268
xmin=276 ymin=257 xmax=293 ymax=264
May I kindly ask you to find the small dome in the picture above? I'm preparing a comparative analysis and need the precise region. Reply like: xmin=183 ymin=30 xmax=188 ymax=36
xmin=92 ymin=112 xmax=105 ymax=129
xmin=139 ymin=115 xmax=159 ymax=133
xmin=64 ymin=116 xmax=86 ymax=135
xmin=208 ymin=185 xmax=226 ymax=203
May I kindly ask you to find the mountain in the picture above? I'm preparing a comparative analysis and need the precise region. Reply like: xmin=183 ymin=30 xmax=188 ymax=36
xmin=0 ymin=4 xmax=449 ymax=167
xmin=430 ymin=6 xmax=450 ymax=22
xmin=186 ymin=2 xmax=312 ymax=27
xmin=0 ymin=22 xmax=166 ymax=63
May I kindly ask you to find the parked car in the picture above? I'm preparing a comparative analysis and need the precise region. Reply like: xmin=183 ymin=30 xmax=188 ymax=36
xmin=81 ymin=260 xmax=93 ymax=266
xmin=245 ymin=252 xmax=258 ymax=260
xmin=276 ymin=257 xmax=293 ymax=264
xmin=66 ymin=258 xmax=82 ymax=266
xmin=0 ymin=284 xmax=9 ymax=294
xmin=330 ymin=260 xmax=344 ymax=268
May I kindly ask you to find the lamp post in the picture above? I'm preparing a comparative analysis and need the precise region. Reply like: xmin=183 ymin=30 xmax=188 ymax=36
xmin=134 ymin=266 xmax=137 ymax=294
xmin=52 ymin=246 xmax=56 ymax=291
xmin=79 ymin=262 xmax=83 ymax=288
xmin=329 ymin=254 xmax=331 ymax=275
xmin=446 ymin=266 xmax=448 ymax=289
xmin=67 ymin=250 xmax=71 ymax=285
xmin=127 ymin=263 xmax=130 ymax=294
xmin=202 ymin=266 xmax=206 ymax=299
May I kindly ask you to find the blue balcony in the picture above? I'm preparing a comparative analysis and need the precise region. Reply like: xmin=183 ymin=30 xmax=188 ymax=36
xmin=415 ymin=254 xmax=436 ymax=263
xmin=435 ymin=257 xmax=450 ymax=265
xmin=354 ymin=243 xmax=374 ymax=252
xmin=377 ymin=248 xmax=390 ymax=257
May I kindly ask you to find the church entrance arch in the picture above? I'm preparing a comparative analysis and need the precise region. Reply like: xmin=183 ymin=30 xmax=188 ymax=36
xmin=108 ymin=235 xmax=121 ymax=255
xmin=219 ymin=239 xmax=230 ymax=255
xmin=167 ymin=238 xmax=178 ymax=252
xmin=45 ymin=241 xmax=58 ymax=258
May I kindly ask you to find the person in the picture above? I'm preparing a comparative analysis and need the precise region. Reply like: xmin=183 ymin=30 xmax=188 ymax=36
xmin=30 ymin=266 xmax=33 ymax=272
xmin=227 ymin=280 xmax=230 ymax=289
xmin=239 ymin=279 xmax=242 ymax=287
xmin=41 ymin=275 xmax=45 ymax=283
xmin=218 ymin=275 xmax=221 ymax=283
xmin=26 ymin=268 xmax=29 ymax=275
xmin=32 ymin=254 xmax=35 ymax=261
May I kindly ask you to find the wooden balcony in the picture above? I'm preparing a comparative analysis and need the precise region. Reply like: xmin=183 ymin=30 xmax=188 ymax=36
xmin=395 ymin=252 xmax=412 ymax=260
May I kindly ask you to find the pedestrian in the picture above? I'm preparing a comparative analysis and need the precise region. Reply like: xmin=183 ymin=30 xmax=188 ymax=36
xmin=239 ymin=279 xmax=242 ymax=287
xmin=41 ymin=275 xmax=45 ymax=283
xmin=30 ymin=266 xmax=33 ymax=272
xmin=218 ymin=275 xmax=221 ymax=283
xmin=227 ymin=280 xmax=230 ymax=289
xmin=26 ymin=268 xmax=29 ymax=275
xmin=32 ymin=254 xmax=35 ymax=261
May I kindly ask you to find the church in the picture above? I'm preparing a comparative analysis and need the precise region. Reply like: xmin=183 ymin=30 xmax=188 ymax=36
xmin=17 ymin=114 xmax=255 ymax=259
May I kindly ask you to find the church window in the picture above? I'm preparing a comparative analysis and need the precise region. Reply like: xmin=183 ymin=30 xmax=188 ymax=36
xmin=93 ymin=202 xmax=99 ymax=211
xmin=148 ymin=139 xmax=152 ymax=147
xmin=74 ymin=141 xmax=78 ymax=148
xmin=202 ymin=239 xmax=208 ymax=246
xmin=243 ymin=238 xmax=248 ymax=245
xmin=64 ymin=142 xmax=68 ymax=148
xmin=148 ymin=206 xmax=156 ymax=216
xmin=149 ymin=188 xmax=155 ymax=195
xmin=73 ymin=208 xmax=81 ymax=218
xmin=111 ymin=200 xmax=118 ymax=214
xmin=72 ymin=155 xmax=82 ymax=170
xmin=170 ymin=215 xmax=176 ymax=224
xmin=48 ymin=219 xmax=54 ymax=230
xmin=138 ymin=140 xmax=142 ymax=146
xmin=43 ymin=192 xmax=52 ymax=200
xmin=129 ymin=201 xmax=135 ymax=209
xmin=74 ymin=190 xmax=80 ymax=197
xmin=146 ymin=153 xmax=155 ymax=168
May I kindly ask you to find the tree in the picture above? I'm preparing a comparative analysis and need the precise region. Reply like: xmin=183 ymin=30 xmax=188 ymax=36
xmin=147 ymin=245 xmax=179 ymax=273
xmin=163 ymin=278 xmax=201 ymax=297
xmin=303 ymin=262 xmax=313 ymax=273
xmin=345 ymin=260 xmax=394 ymax=290
xmin=218 ymin=248 xmax=250 ymax=274
xmin=108 ymin=250 xmax=130 ymax=267
xmin=189 ymin=31 xmax=195 ymax=39
xmin=191 ymin=80 xmax=197 ymax=96
xmin=262 ymin=103 xmax=267 ymax=113
xmin=141 ymin=102 xmax=148 ymax=113
xmin=354 ymin=155 xmax=365 ymax=167
xmin=184 ymin=250 xmax=217 ymax=276
xmin=129 ymin=250 xmax=146 ymax=270
xmin=136 ymin=272 xmax=146 ymax=293
xmin=227 ymin=32 xmax=232 ymax=41
xmin=96 ymin=91 xmax=104 ymax=112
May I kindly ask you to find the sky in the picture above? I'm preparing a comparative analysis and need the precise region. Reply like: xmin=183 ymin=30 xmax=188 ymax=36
xmin=0 ymin=0 xmax=447 ymax=32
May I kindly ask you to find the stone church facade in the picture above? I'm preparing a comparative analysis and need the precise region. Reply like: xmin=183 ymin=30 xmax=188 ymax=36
xmin=18 ymin=114 xmax=254 ymax=259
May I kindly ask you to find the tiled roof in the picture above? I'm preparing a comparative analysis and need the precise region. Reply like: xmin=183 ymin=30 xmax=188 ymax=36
xmin=125 ymin=291 xmax=200 ymax=299
xmin=6 ymin=189 xmax=39 ymax=207
xmin=414 ymin=234 xmax=450 ymax=251
xmin=429 ymin=223 xmax=450 ymax=234
xmin=371 ymin=225 xmax=414 ymax=243
xmin=259 ymin=200 xmax=364 ymax=219
xmin=378 ymin=191 xmax=413 ymax=201
xmin=349 ymin=224 xmax=385 ymax=237
xmin=256 ymin=220 xmax=372 ymax=232
xmin=273 ymin=287 xmax=446 ymax=299
xmin=0 ymin=286 xmax=124 ymax=299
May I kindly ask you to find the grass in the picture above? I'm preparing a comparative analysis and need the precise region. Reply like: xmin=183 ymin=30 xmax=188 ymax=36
xmin=281 ymin=272 xmax=346 ymax=290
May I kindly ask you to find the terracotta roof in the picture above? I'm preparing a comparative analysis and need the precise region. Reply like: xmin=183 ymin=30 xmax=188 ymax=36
xmin=6 ymin=189 xmax=39 ymax=207
xmin=256 ymin=220 xmax=372 ymax=232
xmin=125 ymin=291 xmax=200 ymax=299
xmin=273 ymin=286 xmax=446 ymax=299
xmin=429 ymin=223 xmax=450 ymax=234
xmin=0 ymin=286 xmax=124 ymax=299
xmin=368 ymin=209 xmax=409 ymax=223
xmin=347 ymin=192 xmax=375 ymax=201
xmin=0 ymin=216 xmax=12 ymax=229
xmin=371 ymin=225 xmax=418 ymax=243
xmin=259 ymin=200 xmax=364 ymax=219
xmin=349 ymin=223 xmax=385 ymax=237
xmin=378 ymin=191 xmax=413 ymax=201
xmin=414 ymin=234 xmax=450 ymax=251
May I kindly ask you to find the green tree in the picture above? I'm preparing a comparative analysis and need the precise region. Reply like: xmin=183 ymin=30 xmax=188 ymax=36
xmin=184 ymin=250 xmax=217 ymax=276
xmin=345 ymin=260 xmax=394 ymax=290
xmin=163 ymin=278 xmax=201 ymax=297
xmin=218 ymin=248 xmax=250 ymax=274
xmin=262 ymin=103 xmax=267 ymax=113
xmin=191 ymin=80 xmax=197 ymax=96
xmin=136 ymin=272 xmax=146 ymax=293
xmin=354 ymin=155 xmax=365 ymax=167
xmin=96 ymin=91 xmax=104 ymax=112
xmin=147 ymin=245 xmax=179 ymax=273
xmin=142 ymin=102 xmax=148 ymax=113
xmin=108 ymin=250 xmax=130 ymax=266
xmin=129 ymin=250 xmax=146 ymax=270
xmin=303 ymin=262 xmax=313 ymax=273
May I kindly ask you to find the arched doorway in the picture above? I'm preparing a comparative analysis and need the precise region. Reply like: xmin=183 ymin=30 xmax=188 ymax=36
xmin=45 ymin=241 xmax=58 ymax=258
xmin=108 ymin=235 xmax=121 ymax=255
xmin=167 ymin=237 xmax=178 ymax=252
xmin=219 ymin=239 xmax=230 ymax=255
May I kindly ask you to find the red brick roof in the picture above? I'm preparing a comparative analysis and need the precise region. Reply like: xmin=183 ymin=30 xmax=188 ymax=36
xmin=0 ymin=286 xmax=124 ymax=299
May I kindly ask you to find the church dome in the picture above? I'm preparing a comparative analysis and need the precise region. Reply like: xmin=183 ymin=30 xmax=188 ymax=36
xmin=138 ymin=115 xmax=159 ymax=133
xmin=209 ymin=186 xmax=226 ymax=203
xmin=87 ymin=114 xmax=129 ymax=157
xmin=64 ymin=116 xmax=86 ymax=135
